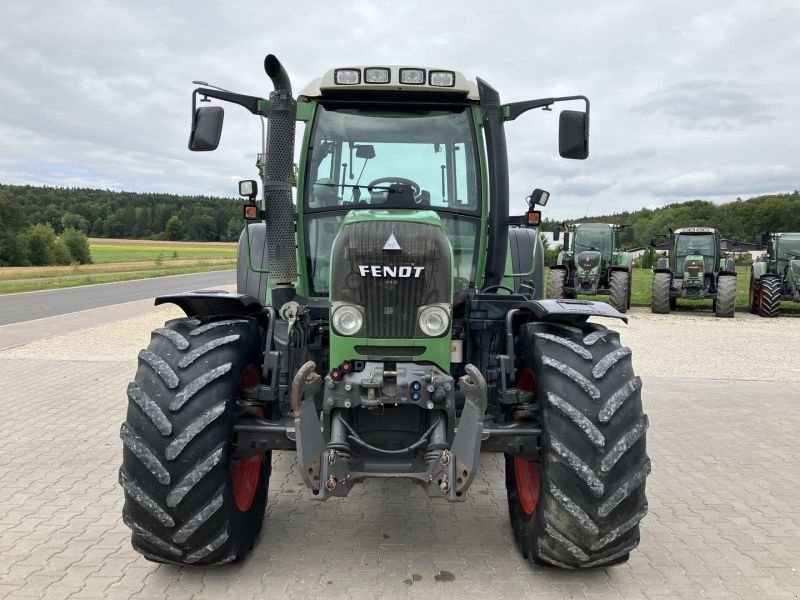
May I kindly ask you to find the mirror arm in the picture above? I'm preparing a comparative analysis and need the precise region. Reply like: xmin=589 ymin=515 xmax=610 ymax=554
xmin=192 ymin=88 xmax=268 ymax=116
xmin=504 ymin=95 xmax=590 ymax=122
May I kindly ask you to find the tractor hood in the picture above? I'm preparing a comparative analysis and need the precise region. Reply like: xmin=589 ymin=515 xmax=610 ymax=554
xmin=576 ymin=251 xmax=602 ymax=274
xmin=682 ymin=255 xmax=706 ymax=280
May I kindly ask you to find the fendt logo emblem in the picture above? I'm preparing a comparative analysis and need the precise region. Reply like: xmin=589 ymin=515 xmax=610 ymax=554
xmin=358 ymin=265 xmax=425 ymax=278
xmin=383 ymin=232 xmax=401 ymax=251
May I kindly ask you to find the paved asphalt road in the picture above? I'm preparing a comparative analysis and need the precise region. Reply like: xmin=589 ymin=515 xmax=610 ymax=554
xmin=0 ymin=270 xmax=235 ymax=326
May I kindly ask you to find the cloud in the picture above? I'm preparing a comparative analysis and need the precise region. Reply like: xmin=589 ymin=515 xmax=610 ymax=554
xmin=0 ymin=0 xmax=799 ymax=222
xmin=635 ymin=80 xmax=776 ymax=130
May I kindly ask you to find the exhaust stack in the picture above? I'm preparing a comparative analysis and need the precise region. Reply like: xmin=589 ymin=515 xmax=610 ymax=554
xmin=262 ymin=54 xmax=297 ymax=290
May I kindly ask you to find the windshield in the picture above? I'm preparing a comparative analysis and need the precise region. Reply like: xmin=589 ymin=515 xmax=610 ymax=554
xmin=573 ymin=226 xmax=613 ymax=259
xmin=675 ymin=233 xmax=715 ymax=272
xmin=777 ymin=237 xmax=800 ymax=260
xmin=302 ymin=104 xmax=482 ymax=297
xmin=305 ymin=105 xmax=479 ymax=212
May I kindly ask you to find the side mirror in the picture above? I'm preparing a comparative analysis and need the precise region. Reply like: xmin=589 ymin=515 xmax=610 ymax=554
xmin=529 ymin=188 xmax=550 ymax=206
xmin=720 ymin=240 xmax=728 ymax=251
xmin=625 ymin=227 xmax=635 ymax=243
xmin=558 ymin=110 xmax=588 ymax=160
xmin=553 ymin=226 xmax=560 ymax=241
xmin=650 ymin=237 xmax=658 ymax=247
xmin=355 ymin=144 xmax=376 ymax=160
xmin=760 ymin=233 xmax=769 ymax=247
xmin=189 ymin=106 xmax=224 ymax=151
xmin=563 ymin=231 xmax=570 ymax=250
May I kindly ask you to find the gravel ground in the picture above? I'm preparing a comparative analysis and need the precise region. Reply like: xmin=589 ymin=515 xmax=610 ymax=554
xmin=2 ymin=307 xmax=798 ymax=381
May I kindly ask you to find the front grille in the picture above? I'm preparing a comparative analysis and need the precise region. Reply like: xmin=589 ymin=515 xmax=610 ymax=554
xmin=576 ymin=251 xmax=601 ymax=272
xmin=330 ymin=220 xmax=451 ymax=339
xmin=684 ymin=259 xmax=704 ymax=279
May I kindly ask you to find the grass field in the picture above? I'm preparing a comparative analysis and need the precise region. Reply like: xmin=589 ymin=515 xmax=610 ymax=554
xmin=88 ymin=239 xmax=236 ymax=263
xmin=0 ymin=239 xmax=236 ymax=294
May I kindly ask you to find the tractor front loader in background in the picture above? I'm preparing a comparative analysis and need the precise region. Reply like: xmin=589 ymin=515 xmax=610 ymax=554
xmin=119 ymin=55 xmax=649 ymax=570
xmin=750 ymin=232 xmax=800 ymax=316
xmin=547 ymin=223 xmax=634 ymax=313
xmin=650 ymin=227 xmax=737 ymax=317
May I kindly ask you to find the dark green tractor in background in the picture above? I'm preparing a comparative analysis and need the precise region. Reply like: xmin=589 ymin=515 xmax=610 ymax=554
xmin=750 ymin=232 xmax=800 ymax=317
xmin=650 ymin=227 xmax=737 ymax=317
xmin=118 ymin=55 xmax=649 ymax=570
xmin=547 ymin=223 xmax=633 ymax=313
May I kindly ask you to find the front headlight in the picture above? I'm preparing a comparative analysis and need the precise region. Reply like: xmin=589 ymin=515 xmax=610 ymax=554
xmin=332 ymin=304 xmax=364 ymax=336
xmin=418 ymin=305 xmax=450 ymax=337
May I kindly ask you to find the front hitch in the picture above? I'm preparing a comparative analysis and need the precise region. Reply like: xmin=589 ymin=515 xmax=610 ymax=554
xmin=292 ymin=361 xmax=324 ymax=491
xmin=446 ymin=364 xmax=487 ymax=497
xmin=295 ymin=363 xmax=489 ymax=502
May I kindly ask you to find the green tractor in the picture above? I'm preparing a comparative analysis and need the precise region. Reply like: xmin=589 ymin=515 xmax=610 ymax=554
xmin=119 ymin=55 xmax=649 ymax=569
xmin=547 ymin=223 xmax=633 ymax=312
xmin=650 ymin=227 xmax=737 ymax=317
xmin=749 ymin=232 xmax=800 ymax=317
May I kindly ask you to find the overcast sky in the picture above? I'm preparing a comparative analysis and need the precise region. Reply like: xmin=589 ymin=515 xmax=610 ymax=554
xmin=1 ymin=0 xmax=798 ymax=218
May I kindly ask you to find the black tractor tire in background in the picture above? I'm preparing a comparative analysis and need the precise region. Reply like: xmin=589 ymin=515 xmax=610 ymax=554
xmin=505 ymin=322 xmax=649 ymax=568
xmin=120 ymin=317 xmax=269 ymax=565
xmin=714 ymin=275 xmax=737 ymax=318
xmin=608 ymin=271 xmax=630 ymax=313
xmin=547 ymin=269 xmax=567 ymax=300
xmin=748 ymin=273 xmax=761 ymax=314
xmin=758 ymin=276 xmax=782 ymax=317
xmin=651 ymin=272 xmax=671 ymax=314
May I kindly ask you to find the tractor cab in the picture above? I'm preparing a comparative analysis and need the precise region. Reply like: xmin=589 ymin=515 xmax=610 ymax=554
xmin=674 ymin=229 xmax=717 ymax=279
xmin=772 ymin=233 xmax=800 ymax=280
xmin=571 ymin=224 xmax=615 ymax=278
xmin=300 ymin=90 xmax=482 ymax=299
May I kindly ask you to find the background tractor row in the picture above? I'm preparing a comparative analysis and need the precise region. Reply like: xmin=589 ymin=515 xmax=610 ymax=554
xmin=546 ymin=223 xmax=633 ymax=313
xmin=749 ymin=232 xmax=800 ymax=317
xmin=118 ymin=55 xmax=649 ymax=570
xmin=650 ymin=227 xmax=737 ymax=317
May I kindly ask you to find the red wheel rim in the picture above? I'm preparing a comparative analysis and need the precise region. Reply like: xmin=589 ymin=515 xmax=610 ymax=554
xmin=514 ymin=457 xmax=541 ymax=515
xmin=513 ymin=368 xmax=541 ymax=515
xmin=232 ymin=364 xmax=262 ymax=512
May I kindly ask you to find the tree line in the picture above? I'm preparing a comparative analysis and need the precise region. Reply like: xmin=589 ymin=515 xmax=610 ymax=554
xmin=0 ymin=183 xmax=244 ymax=266
xmin=541 ymin=191 xmax=800 ymax=249
xmin=3 ymin=183 xmax=799 ymax=267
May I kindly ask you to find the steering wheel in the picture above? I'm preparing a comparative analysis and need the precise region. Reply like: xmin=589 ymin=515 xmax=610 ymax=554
xmin=366 ymin=177 xmax=421 ymax=198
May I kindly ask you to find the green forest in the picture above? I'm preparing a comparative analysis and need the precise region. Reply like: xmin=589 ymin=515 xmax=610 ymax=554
xmin=0 ymin=183 xmax=243 ymax=266
xmin=541 ymin=191 xmax=800 ymax=248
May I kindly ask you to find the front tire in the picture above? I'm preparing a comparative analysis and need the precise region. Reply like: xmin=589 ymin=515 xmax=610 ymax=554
xmin=608 ymin=271 xmax=630 ymax=313
xmin=120 ymin=317 xmax=269 ymax=565
xmin=547 ymin=269 xmax=567 ymax=299
xmin=714 ymin=275 xmax=736 ymax=318
xmin=748 ymin=273 xmax=761 ymax=314
xmin=758 ymin=276 xmax=781 ymax=317
xmin=651 ymin=272 xmax=671 ymax=314
xmin=506 ymin=322 xmax=650 ymax=568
